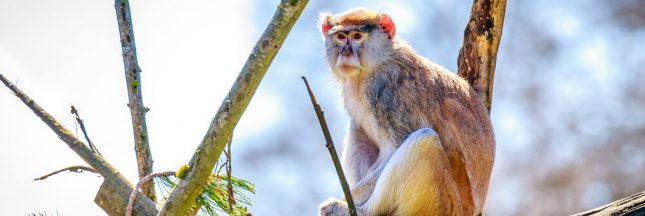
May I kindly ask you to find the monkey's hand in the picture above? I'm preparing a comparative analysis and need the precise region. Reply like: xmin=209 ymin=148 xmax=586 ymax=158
xmin=319 ymin=197 xmax=350 ymax=216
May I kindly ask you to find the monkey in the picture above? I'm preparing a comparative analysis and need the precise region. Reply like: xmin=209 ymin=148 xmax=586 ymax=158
xmin=317 ymin=8 xmax=495 ymax=216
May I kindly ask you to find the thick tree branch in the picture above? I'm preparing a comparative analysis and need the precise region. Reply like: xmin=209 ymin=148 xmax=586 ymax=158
xmin=0 ymin=73 xmax=158 ymax=215
xmin=114 ymin=0 xmax=155 ymax=201
xmin=457 ymin=0 xmax=507 ymax=114
xmin=95 ymin=180 xmax=158 ymax=216
xmin=574 ymin=190 xmax=645 ymax=216
xmin=34 ymin=165 xmax=97 ymax=181
xmin=157 ymin=0 xmax=309 ymax=215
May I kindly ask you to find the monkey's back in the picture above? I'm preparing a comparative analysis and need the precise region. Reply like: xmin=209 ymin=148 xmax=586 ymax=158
xmin=363 ymin=40 xmax=496 ymax=214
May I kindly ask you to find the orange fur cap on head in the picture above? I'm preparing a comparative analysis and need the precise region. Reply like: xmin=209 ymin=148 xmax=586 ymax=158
xmin=320 ymin=8 xmax=395 ymax=40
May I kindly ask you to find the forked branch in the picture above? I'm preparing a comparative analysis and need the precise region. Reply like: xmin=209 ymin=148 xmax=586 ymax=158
xmin=126 ymin=171 xmax=176 ymax=216
xmin=0 ymin=73 xmax=158 ymax=215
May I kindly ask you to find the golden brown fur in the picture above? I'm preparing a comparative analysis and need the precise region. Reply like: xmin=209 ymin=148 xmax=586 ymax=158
xmin=319 ymin=8 xmax=495 ymax=216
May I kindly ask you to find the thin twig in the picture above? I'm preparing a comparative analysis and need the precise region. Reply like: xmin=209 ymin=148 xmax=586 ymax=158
xmin=34 ymin=165 xmax=98 ymax=181
xmin=70 ymin=105 xmax=101 ymax=156
xmin=301 ymin=76 xmax=357 ymax=216
xmin=125 ymin=171 xmax=176 ymax=216
xmin=158 ymin=1 xmax=310 ymax=214
xmin=226 ymin=134 xmax=235 ymax=212
xmin=216 ymin=159 xmax=226 ymax=175
xmin=0 ymin=73 xmax=158 ymax=215
xmin=114 ymin=0 xmax=155 ymax=200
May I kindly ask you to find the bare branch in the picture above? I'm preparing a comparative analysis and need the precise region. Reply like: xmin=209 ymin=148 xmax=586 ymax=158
xmin=0 ymin=73 xmax=158 ymax=215
xmin=34 ymin=165 xmax=97 ymax=181
xmin=71 ymin=105 xmax=101 ymax=156
xmin=457 ymin=0 xmax=507 ymax=114
xmin=126 ymin=171 xmax=176 ymax=216
xmin=157 ymin=1 xmax=310 ymax=214
xmin=302 ymin=77 xmax=357 ymax=216
xmin=216 ymin=157 xmax=227 ymax=175
xmin=226 ymin=135 xmax=235 ymax=212
xmin=114 ymin=0 xmax=155 ymax=201
xmin=574 ymin=190 xmax=645 ymax=216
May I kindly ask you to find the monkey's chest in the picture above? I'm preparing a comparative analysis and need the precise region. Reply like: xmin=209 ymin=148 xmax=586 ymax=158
xmin=344 ymin=83 xmax=423 ymax=148
xmin=345 ymin=96 xmax=394 ymax=150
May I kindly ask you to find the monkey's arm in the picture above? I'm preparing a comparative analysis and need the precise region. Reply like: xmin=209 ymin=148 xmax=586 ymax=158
xmin=321 ymin=160 xmax=387 ymax=216
xmin=348 ymin=155 xmax=390 ymax=206
xmin=340 ymin=124 xmax=380 ymax=205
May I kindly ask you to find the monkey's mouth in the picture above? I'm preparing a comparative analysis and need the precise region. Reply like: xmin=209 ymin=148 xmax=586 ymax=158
xmin=335 ymin=54 xmax=362 ymax=75
xmin=337 ymin=64 xmax=360 ymax=71
xmin=335 ymin=64 xmax=362 ymax=76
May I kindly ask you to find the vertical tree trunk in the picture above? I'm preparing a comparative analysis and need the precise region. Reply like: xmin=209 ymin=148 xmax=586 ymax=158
xmin=457 ymin=0 xmax=507 ymax=114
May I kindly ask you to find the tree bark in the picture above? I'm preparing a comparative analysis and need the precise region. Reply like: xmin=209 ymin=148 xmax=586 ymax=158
xmin=157 ymin=0 xmax=309 ymax=215
xmin=114 ymin=0 xmax=156 ymax=201
xmin=457 ymin=0 xmax=507 ymax=114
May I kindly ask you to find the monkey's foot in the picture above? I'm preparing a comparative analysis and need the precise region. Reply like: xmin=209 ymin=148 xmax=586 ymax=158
xmin=319 ymin=197 xmax=350 ymax=216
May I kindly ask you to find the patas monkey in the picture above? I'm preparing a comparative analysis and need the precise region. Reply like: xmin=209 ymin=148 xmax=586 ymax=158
xmin=318 ymin=8 xmax=495 ymax=216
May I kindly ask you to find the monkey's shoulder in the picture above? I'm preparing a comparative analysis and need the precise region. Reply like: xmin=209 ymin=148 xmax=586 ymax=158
xmin=367 ymin=52 xmax=471 ymax=98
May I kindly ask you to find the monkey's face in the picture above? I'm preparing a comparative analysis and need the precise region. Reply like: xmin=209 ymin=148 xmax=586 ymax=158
xmin=328 ymin=29 xmax=368 ymax=77
xmin=320 ymin=8 xmax=396 ymax=80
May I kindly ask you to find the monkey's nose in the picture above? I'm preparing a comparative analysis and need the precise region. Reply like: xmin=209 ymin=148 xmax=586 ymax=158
xmin=340 ymin=46 xmax=353 ymax=56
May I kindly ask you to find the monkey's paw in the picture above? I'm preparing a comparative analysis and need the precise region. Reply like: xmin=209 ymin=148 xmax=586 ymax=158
xmin=319 ymin=197 xmax=350 ymax=216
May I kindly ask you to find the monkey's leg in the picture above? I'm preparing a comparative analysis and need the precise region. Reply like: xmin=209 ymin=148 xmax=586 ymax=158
xmin=360 ymin=128 xmax=463 ymax=216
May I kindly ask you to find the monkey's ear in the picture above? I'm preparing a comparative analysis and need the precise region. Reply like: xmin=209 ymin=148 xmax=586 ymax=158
xmin=319 ymin=13 xmax=332 ymax=35
xmin=322 ymin=23 xmax=330 ymax=34
xmin=379 ymin=13 xmax=396 ymax=40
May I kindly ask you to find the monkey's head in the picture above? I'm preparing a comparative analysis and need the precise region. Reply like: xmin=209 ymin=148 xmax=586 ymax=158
xmin=320 ymin=8 xmax=396 ymax=80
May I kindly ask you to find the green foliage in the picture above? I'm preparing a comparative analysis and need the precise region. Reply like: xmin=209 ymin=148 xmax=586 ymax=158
xmin=156 ymin=174 xmax=255 ymax=216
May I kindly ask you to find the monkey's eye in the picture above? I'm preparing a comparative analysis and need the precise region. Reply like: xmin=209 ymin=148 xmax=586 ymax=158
xmin=353 ymin=33 xmax=362 ymax=40
xmin=336 ymin=34 xmax=346 ymax=40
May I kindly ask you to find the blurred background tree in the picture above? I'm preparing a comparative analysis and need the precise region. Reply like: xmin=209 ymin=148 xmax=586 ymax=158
xmin=240 ymin=1 xmax=645 ymax=215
